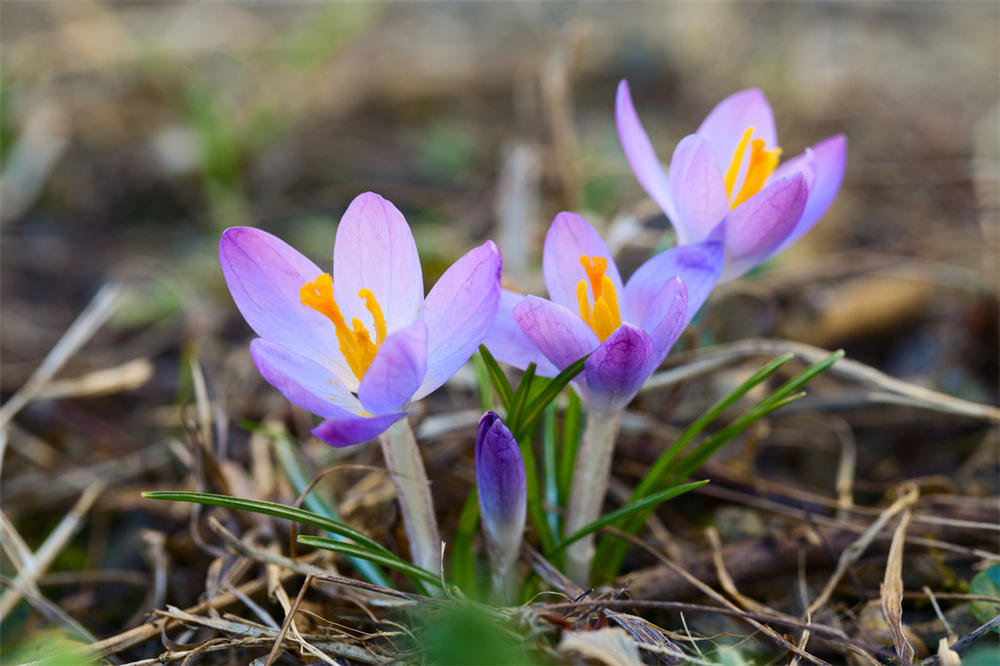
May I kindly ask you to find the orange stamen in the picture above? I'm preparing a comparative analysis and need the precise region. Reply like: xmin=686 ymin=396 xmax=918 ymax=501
xmin=576 ymin=255 xmax=621 ymax=342
xmin=723 ymin=127 xmax=782 ymax=209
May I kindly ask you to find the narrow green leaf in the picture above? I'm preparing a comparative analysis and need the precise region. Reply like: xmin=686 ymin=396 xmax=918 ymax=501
xmin=551 ymin=480 xmax=707 ymax=554
xmin=451 ymin=488 xmax=480 ymax=596
xmin=541 ymin=404 xmax=561 ymax=537
xmin=558 ymin=388 xmax=582 ymax=507
xmin=472 ymin=353 xmax=497 ymax=413
xmin=478 ymin=346 xmax=514 ymax=413
xmin=142 ymin=491 xmax=390 ymax=557
xmin=508 ymin=362 xmax=538 ymax=431
xmin=298 ymin=536 xmax=441 ymax=591
xmin=517 ymin=433 xmax=556 ymax=554
xmin=517 ymin=354 xmax=588 ymax=436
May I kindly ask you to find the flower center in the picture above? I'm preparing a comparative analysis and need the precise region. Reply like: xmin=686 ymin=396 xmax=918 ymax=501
xmin=299 ymin=274 xmax=387 ymax=381
xmin=723 ymin=127 xmax=782 ymax=209
xmin=576 ymin=255 xmax=621 ymax=342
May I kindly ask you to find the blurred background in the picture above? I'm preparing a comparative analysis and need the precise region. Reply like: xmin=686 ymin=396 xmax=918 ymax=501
xmin=2 ymin=1 xmax=997 ymax=660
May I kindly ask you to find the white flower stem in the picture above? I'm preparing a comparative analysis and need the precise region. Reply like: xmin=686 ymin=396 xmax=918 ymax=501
xmin=379 ymin=418 xmax=441 ymax=576
xmin=564 ymin=409 xmax=623 ymax=586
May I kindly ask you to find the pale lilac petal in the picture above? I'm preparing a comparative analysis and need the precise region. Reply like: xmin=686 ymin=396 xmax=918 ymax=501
xmin=668 ymin=134 xmax=730 ymax=244
xmin=357 ymin=320 xmax=427 ymax=415
xmin=513 ymin=296 xmax=600 ymax=371
xmin=312 ymin=412 xmax=407 ymax=448
xmin=220 ymin=227 xmax=353 ymax=383
xmin=696 ymin=88 xmax=778 ymax=168
xmin=583 ymin=323 xmax=654 ymax=415
xmin=624 ymin=239 xmax=724 ymax=326
xmin=415 ymin=241 xmax=502 ymax=399
xmin=721 ymin=172 xmax=809 ymax=281
xmin=333 ymin=192 xmax=423 ymax=332
xmin=249 ymin=338 xmax=362 ymax=417
xmin=640 ymin=277 xmax=688 ymax=366
xmin=475 ymin=411 xmax=526 ymax=559
xmin=615 ymin=80 xmax=677 ymax=223
xmin=542 ymin=212 xmax=625 ymax=313
xmin=777 ymin=134 xmax=847 ymax=250
xmin=480 ymin=290 xmax=558 ymax=377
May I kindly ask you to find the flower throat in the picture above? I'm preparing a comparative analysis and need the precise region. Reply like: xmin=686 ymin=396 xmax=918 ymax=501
xmin=299 ymin=274 xmax=386 ymax=381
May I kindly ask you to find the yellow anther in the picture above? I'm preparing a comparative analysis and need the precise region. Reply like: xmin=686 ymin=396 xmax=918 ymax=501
xmin=299 ymin=274 xmax=388 ymax=381
xmin=724 ymin=127 xmax=782 ymax=209
xmin=576 ymin=255 xmax=621 ymax=342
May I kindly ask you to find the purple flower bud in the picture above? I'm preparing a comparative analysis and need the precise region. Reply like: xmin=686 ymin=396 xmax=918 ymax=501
xmin=475 ymin=411 xmax=526 ymax=563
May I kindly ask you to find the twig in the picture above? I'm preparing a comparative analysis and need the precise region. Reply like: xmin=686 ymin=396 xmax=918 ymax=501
xmin=921 ymin=613 xmax=1000 ymax=666
xmin=0 ymin=284 xmax=122 ymax=428
xmin=641 ymin=338 xmax=1000 ymax=422
xmin=265 ymin=573 xmax=313 ymax=666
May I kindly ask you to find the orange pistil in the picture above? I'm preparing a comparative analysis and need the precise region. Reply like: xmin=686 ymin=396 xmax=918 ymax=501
xmin=576 ymin=255 xmax=621 ymax=342
xmin=299 ymin=274 xmax=388 ymax=381
xmin=723 ymin=127 xmax=782 ymax=209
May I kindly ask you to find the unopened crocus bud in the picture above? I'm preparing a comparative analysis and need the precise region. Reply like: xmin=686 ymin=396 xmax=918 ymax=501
xmin=475 ymin=411 xmax=526 ymax=599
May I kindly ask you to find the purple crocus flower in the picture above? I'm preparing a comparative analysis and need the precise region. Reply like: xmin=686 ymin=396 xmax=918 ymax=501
xmin=483 ymin=212 xmax=723 ymax=416
xmin=616 ymin=80 xmax=847 ymax=281
xmin=219 ymin=192 xmax=502 ymax=447
xmin=475 ymin=411 xmax=526 ymax=566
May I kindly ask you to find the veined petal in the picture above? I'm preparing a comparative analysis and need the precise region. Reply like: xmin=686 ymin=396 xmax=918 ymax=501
xmin=624 ymin=238 xmax=724 ymax=326
xmin=721 ymin=172 xmax=809 ymax=281
xmin=696 ymin=88 xmax=778 ymax=168
xmin=583 ymin=323 xmax=654 ymax=415
xmin=475 ymin=412 xmax=526 ymax=559
xmin=513 ymin=295 xmax=600 ymax=372
xmin=542 ymin=212 xmax=624 ymax=313
xmin=775 ymin=134 xmax=847 ymax=250
xmin=358 ymin=319 xmax=427 ymax=415
xmin=668 ymin=134 xmax=731 ymax=244
xmin=641 ymin=277 xmax=688 ymax=366
xmin=249 ymin=338 xmax=362 ymax=418
xmin=312 ymin=412 xmax=407 ymax=448
xmin=615 ymin=80 xmax=678 ymax=223
xmin=415 ymin=241 xmax=502 ymax=399
xmin=220 ymin=227 xmax=353 ymax=382
xmin=333 ymin=192 xmax=423 ymax=333
xmin=480 ymin=290 xmax=558 ymax=377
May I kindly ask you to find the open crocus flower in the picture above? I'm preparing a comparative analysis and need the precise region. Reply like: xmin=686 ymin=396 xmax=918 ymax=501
xmin=616 ymin=80 xmax=847 ymax=281
xmin=220 ymin=192 xmax=502 ymax=447
xmin=483 ymin=211 xmax=723 ymax=416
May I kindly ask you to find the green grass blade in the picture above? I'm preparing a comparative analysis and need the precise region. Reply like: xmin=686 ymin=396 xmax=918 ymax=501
xmin=517 ymin=433 xmax=556 ymax=555
xmin=508 ymin=362 xmax=537 ymax=431
xmin=516 ymin=354 xmax=587 ymax=436
xmin=142 ymin=491 xmax=390 ymax=557
xmin=541 ymin=403 xmax=561 ymax=538
xmin=478 ymin=346 xmax=514 ymax=413
xmin=550 ymin=480 xmax=707 ymax=555
xmin=297 ymin=536 xmax=441 ymax=592
xmin=557 ymin=388 xmax=582 ymax=508
xmin=271 ymin=432 xmax=389 ymax=587
xmin=451 ymin=488 xmax=480 ymax=596
xmin=472 ymin=353 xmax=497 ymax=413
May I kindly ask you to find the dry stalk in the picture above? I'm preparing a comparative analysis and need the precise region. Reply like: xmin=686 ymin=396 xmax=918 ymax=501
xmin=880 ymin=508 xmax=915 ymax=665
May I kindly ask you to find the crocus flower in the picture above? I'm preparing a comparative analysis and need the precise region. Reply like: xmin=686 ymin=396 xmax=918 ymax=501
xmin=483 ymin=212 xmax=723 ymax=416
xmin=475 ymin=411 xmax=526 ymax=568
xmin=220 ymin=192 xmax=502 ymax=447
xmin=616 ymin=80 xmax=847 ymax=281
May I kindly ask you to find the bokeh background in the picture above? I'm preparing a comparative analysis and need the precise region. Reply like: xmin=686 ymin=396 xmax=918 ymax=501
xmin=2 ymin=1 xmax=998 ymax=661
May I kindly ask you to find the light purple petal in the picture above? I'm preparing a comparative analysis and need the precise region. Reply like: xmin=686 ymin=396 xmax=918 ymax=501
xmin=624 ymin=239 xmax=724 ymax=326
xmin=640 ymin=277 xmax=688 ymax=366
xmin=250 ymin=338 xmax=363 ymax=418
xmin=480 ymin=290 xmax=559 ymax=377
xmin=415 ymin=241 xmax=502 ymax=399
xmin=776 ymin=134 xmax=847 ymax=250
xmin=475 ymin=411 xmax=526 ymax=558
xmin=220 ymin=227 xmax=354 ymax=384
xmin=615 ymin=80 xmax=677 ymax=223
xmin=333 ymin=192 xmax=423 ymax=333
xmin=513 ymin=295 xmax=600 ymax=372
xmin=721 ymin=172 xmax=809 ymax=281
xmin=583 ymin=323 xmax=654 ymax=415
xmin=668 ymin=134 xmax=730 ymax=244
xmin=357 ymin=319 xmax=427 ymax=415
xmin=696 ymin=88 xmax=778 ymax=169
xmin=312 ymin=412 xmax=407 ymax=448
xmin=542 ymin=212 xmax=625 ymax=313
